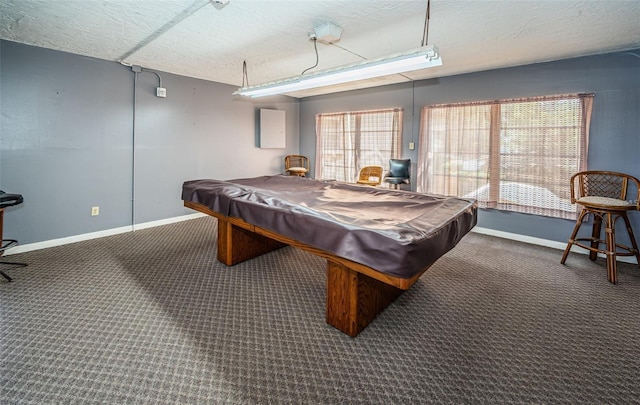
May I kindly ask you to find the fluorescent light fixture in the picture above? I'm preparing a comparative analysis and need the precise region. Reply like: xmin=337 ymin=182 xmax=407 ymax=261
xmin=234 ymin=45 xmax=442 ymax=98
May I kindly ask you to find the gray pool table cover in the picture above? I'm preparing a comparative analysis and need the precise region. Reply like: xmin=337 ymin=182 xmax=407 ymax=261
xmin=182 ymin=175 xmax=477 ymax=279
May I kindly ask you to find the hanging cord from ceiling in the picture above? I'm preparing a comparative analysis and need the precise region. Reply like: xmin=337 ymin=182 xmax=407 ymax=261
xmin=327 ymin=0 xmax=432 ymax=82
xmin=303 ymin=0 xmax=432 ymax=82
xmin=242 ymin=60 xmax=249 ymax=87
xmin=411 ymin=0 xmax=431 ymax=147
xmin=330 ymin=42 xmax=415 ymax=81
xmin=330 ymin=42 xmax=366 ymax=60
xmin=300 ymin=37 xmax=319 ymax=75
xmin=421 ymin=0 xmax=431 ymax=47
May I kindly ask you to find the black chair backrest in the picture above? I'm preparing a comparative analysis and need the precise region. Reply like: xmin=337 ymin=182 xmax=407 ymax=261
xmin=388 ymin=159 xmax=410 ymax=178
xmin=0 ymin=191 xmax=24 ymax=209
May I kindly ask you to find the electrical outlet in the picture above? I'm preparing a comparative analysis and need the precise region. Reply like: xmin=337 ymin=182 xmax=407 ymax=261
xmin=156 ymin=87 xmax=167 ymax=98
xmin=409 ymin=142 xmax=415 ymax=150
xmin=91 ymin=206 xmax=100 ymax=216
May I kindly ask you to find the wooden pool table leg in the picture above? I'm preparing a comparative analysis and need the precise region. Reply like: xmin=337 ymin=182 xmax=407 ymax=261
xmin=217 ymin=218 xmax=286 ymax=266
xmin=326 ymin=260 xmax=405 ymax=337
xmin=215 ymin=214 xmax=407 ymax=337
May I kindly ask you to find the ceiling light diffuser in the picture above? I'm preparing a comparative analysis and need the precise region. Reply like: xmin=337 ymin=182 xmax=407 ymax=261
xmin=234 ymin=45 xmax=442 ymax=98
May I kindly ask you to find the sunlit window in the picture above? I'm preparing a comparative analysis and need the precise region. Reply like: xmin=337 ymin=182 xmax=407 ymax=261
xmin=315 ymin=108 xmax=403 ymax=183
xmin=417 ymin=94 xmax=594 ymax=219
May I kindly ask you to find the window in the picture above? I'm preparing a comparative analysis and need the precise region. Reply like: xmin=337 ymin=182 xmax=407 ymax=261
xmin=315 ymin=108 xmax=402 ymax=182
xmin=417 ymin=93 xmax=593 ymax=219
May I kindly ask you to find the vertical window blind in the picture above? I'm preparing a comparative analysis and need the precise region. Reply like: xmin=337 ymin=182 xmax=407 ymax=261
xmin=315 ymin=108 xmax=402 ymax=182
xmin=417 ymin=93 xmax=593 ymax=219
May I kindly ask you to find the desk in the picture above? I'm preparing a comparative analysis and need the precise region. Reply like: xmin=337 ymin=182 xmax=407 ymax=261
xmin=183 ymin=176 xmax=477 ymax=336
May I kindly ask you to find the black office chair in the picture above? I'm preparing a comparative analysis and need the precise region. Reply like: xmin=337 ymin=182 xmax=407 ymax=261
xmin=1 ymin=190 xmax=27 ymax=282
xmin=384 ymin=159 xmax=411 ymax=189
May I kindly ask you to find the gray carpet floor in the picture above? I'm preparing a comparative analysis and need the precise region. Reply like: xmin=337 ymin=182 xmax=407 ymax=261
xmin=1 ymin=217 xmax=639 ymax=404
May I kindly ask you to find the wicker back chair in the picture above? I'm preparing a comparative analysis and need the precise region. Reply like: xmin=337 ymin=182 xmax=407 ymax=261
xmin=285 ymin=155 xmax=309 ymax=177
xmin=561 ymin=170 xmax=640 ymax=283
xmin=356 ymin=166 xmax=384 ymax=186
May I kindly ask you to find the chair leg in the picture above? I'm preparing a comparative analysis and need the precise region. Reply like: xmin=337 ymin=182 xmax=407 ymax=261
xmin=0 ymin=269 xmax=12 ymax=281
xmin=604 ymin=213 xmax=617 ymax=284
xmin=621 ymin=213 xmax=640 ymax=267
xmin=0 ymin=261 xmax=27 ymax=282
xmin=561 ymin=209 xmax=587 ymax=264
xmin=589 ymin=214 xmax=603 ymax=261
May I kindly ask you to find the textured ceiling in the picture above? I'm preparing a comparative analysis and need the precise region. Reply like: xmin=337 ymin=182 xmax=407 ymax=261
xmin=1 ymin=0 xmax=639 ymax=98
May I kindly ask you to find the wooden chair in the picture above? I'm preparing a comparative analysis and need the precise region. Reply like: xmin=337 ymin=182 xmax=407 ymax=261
xmin=561 ymin=170 xmax=640 ymax=284
xmin=356 ymin=166 xmax=383 ymax=186
xmin=285 ymin=155 xmax=309 ymax=177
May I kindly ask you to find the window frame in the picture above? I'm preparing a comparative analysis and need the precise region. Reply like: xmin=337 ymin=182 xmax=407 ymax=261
xmin=315 ymin=108 xmax=403 ymax=183
xmin=417 ymin=93 xmax=594 ymax=219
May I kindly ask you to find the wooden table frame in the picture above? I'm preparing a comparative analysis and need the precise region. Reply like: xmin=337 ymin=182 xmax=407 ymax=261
xmin=185 ymin=200 xmax=429 ymax=336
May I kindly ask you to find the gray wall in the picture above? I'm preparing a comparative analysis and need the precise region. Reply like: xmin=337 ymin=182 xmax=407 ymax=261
xmin=2 ymin=40 xmax=638 ymax=248
xmin=300 ymin=49 xmax=640 ymax=243
xmin=1 ymin=40 xmax=299 ymax=245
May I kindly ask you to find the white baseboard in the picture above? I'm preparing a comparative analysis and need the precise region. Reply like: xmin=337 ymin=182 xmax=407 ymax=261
xmin=472 ymin=226 xmax=636 ymax=264
xmin=3 ymin=212 xmax=207 ymax=255
xmin=4 ymin=216 xmax=636 ymax=265
xmin=132 ymin=212 xmax=207 ymax=231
